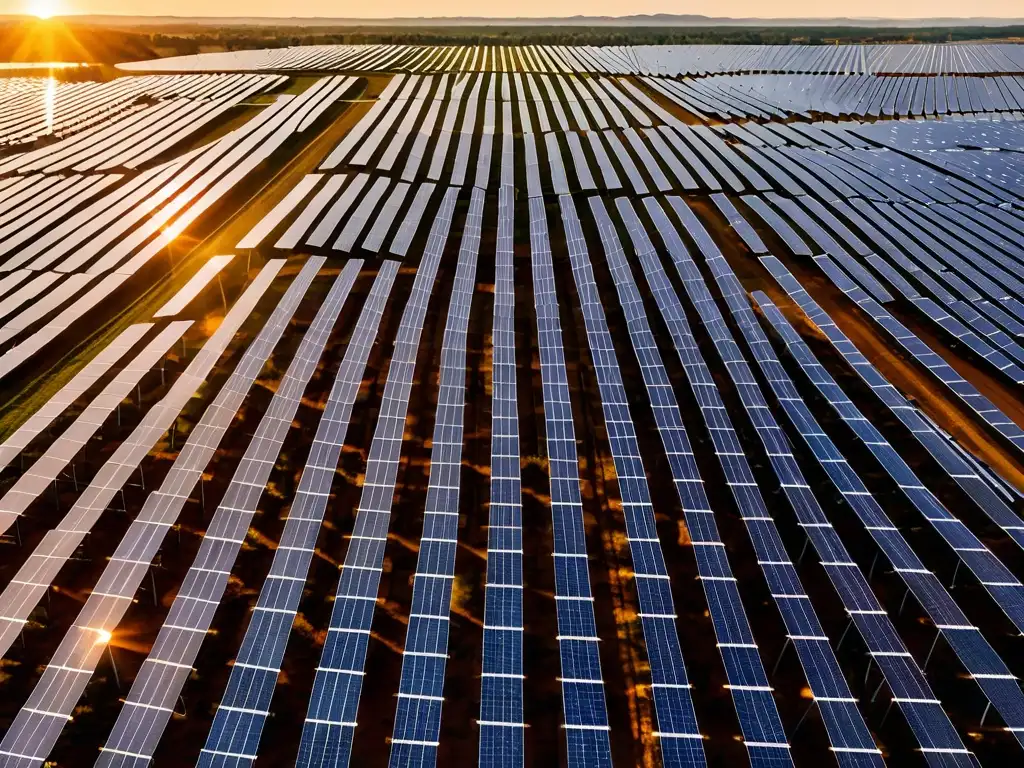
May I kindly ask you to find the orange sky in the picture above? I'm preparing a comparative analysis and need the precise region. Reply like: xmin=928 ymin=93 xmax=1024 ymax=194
xmin=3 ymin=0 xmax=1023 ymax=19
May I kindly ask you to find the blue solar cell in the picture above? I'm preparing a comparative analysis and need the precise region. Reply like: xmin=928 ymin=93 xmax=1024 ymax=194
xmin=757 ymin=256 xmax=1024 ymax=752
xmin=387 ymin=188 xmax=484 ymax=766
xmin=528 ymin=197 xmax=614 ymax=768
xmin=197 ymin=261 xmax=401 ymax=767
xmin=98 ymin=259 xmax=363 ymax=767
xmin=561 ymin=195 xmax=706 ymax=767
xmin=294 ymin=188 xmax=460 ymax=768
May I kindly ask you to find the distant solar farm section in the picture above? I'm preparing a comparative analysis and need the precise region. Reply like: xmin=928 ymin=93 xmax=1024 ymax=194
xmin=1 ymin=40 xmax=1024 ymax=768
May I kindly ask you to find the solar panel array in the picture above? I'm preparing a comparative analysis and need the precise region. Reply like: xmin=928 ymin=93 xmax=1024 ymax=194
xmin=298 ymin=187 xmax=458 ymax=767
xmin=0 ymin=73 xmax=355 ymax=382
xmin=5 ymin=41 xmax=1024 ymax=768
xmin=97 ymin=258 xmax=361 ymax=767
xmin=529 ymin=197 xmax=613 ymax=768
xmin=562 ymin=196 xmax=705 ymax=767
xmin=199 ymin=259 xmax=401 ymax=767
xmin=0 ymin=258 xmax=319 ymax=765
xmin=478 ymin=185 xmax=525 ymax=768
xmin=388 ymin=187 xmax=483 ymax=767
xmin=120 ymin=43 xmax=1024 ymax=76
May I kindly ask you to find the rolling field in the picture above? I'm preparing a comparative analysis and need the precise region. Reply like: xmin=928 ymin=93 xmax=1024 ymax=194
xmin=1 ymin=42 xmax=1024 ymax=768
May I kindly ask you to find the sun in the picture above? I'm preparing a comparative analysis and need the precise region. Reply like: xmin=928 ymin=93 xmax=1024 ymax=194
xmin=26 ymin=0 xmax=61 ymax=19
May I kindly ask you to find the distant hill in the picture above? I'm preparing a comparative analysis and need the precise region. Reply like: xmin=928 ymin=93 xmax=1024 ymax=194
xmin=3 ymin=14 xmax=1024 ymax=29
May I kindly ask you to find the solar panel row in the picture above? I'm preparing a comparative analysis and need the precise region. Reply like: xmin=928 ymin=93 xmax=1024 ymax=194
xmin=154 ymin=255 xmax=235 ymax=318
xmin=666 ymin=202 xmax=980 ymax=765
xmin=528 ymin=197 xmax=613 ymax=768
xmin=757 ymin=256 xmax=1024 ymax=751
xmin=387 ymin=187 xmax=484 ymax=768
xmin=0 ymin=258 xmax=308 ymax=766
xmin=478 ymin=184 xmax=525 ymax=768
xmin=298 ymin=188 xmax=459 ymax=768
xmin=563 ymin=195 xmax=706 ymax=768
xmin=0 ymin=320 xmax=190 ymax=526
xmin=0 ymin=323 xmax=151 ymax=473
xmin=646 ymin=196 xmax=892 ymax=765
xmin=199 ymin=259 xmax=401 ymax=767
xmin=613 ymin=196 xmax=792 ymax=766
xmin=118 ymin=42 xmax=1024 ymax=77
xmin=97 ymin=259 xmax=362 ymax=767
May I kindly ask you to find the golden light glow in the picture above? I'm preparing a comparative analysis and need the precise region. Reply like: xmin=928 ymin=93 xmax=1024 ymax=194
xmin=92 ymin=628 xmax=113 ymax=645
xmin=26 ymin=0 xmax=60 ymax=19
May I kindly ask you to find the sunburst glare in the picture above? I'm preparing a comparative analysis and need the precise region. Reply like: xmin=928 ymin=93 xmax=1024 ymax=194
xmin=26 ymin=0 xmax=61 ymax=19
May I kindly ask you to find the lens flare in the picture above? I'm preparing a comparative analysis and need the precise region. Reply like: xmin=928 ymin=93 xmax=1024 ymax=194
xmin=27 ymin=0 xmax=60 ymax=19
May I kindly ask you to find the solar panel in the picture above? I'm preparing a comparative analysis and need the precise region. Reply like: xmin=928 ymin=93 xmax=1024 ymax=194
xmin=401 ymin=75 xmax=448 ymax=182
xmin=427 ymin=78 xmax=468 ymax=181
xmin=362 ymin=182 xmax=411 ymax=254
xmin=478 ymin=185 xmax=525 ymax=768
xmin=733 ymin=146 xmax=804 ymax=196
xmin=474 ymin=77 xmax=496 ymax=190
xmin=658 ymin=200 xmax=980 ymax=762
xmin=643 ymin=128 xmax=699 ymax=190
xmin=0 ymin=175 xmax=122 ymax=260
xmin=0 ymin=272 xmax=133 ymax=380
xmin=528 ymin=197 xmax=613 ymax=768
xmin=306 ymin=174 xmax=370 ymax=249
xmin=740 ymin=195 xmax=812 ymax=256
xmin=584 ymin=131 xmax=622 ymax=190
xmin=710 ymin=193 xmax=767 ymax=254
xmin=500 ymin=105 xmax=514 ymax=188
xmin=298 ymin=188 xmax=459 ymax=768
xmin=84 ymin=89 xmax=325 ymax=277
xmin=0 ymin=271 xmax=61 ymax=323
xmin=388 ymin=187 xmax=483 ymax=767
xmin=523 ymin=132 xmax=542 ymax=199
xmin=523 ymin=74 xmax=552 ymax=132
xmin=237 ymin=174 xmax=323 ymax=249
xmin=645 ymin=196 xmax=886 ymax=765
xmin=450 ymin=75 xmax=483 ymax=186
xmin=389 ymin=182 xmax=436 ymax=258
xmin=0 ymin=273 xmax=98 ymax=346
xmin=601 ymin=129 xmax=647 ymax=194
xmin=0 ymin=320 xmax=189 ymax=526
xmin=0 ymin=270 xmax=32 ymax=300
xmin=154 ymin=255 xmax=235 ymax=318
xmin=197 ymin=259 xmax=400 ymax=768
xmin=622 ymin=128 xmax=672 ymax=191
xmin=97 ymin=259 xmax=362 ymax=768
xmin=0 ymin=259 xmax=281 ymax=555
xmin=539 ymin=75 xmax=570 ymax=130
xmin=657 ymin=127 xmax=719 ymax=191
xmin=334 ymin=176 xmax=391 ymax=252
xmin=0 ymin=322 xmax=150 ymax=472
xmin=563 ymin=196 xmax=706 ymax=767
xmin=544 ymin=132 xmax=570 ymax=195
xmin=380 ymin=75 xmax=436 ymax=171
xmin=674 ymin=127 xmax=744 ymax=192
xmin=564 ymin=131 xmax=596 ymax=191
xmin=297 ymin=76 xmax=359 ymax=133
xmin=752 ymin=276 xmax=1024 ymax=755
xmin=321 ymin=74 xmax=407 ymax=169
xmin=816 ymin=252 xmax=1024 ymax=453
xmin=0 ymin=258 xmax=309 ymax=763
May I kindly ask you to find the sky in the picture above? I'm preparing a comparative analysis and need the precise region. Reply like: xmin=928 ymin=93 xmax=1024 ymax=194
xmin=3 ymin=0 xmax=1024 ymax=19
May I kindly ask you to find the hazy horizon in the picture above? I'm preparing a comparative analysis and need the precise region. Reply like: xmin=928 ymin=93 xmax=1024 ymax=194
xmin=3 ymin=0 xmax=1024 ymax=22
